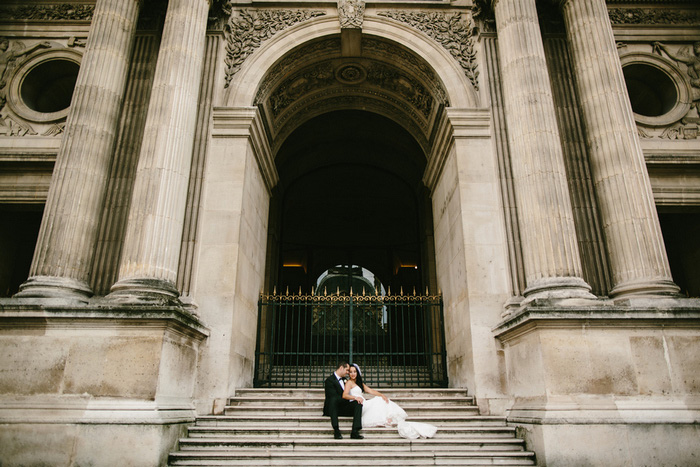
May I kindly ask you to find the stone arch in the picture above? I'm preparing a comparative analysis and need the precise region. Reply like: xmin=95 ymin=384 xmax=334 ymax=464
xmin=223 ymin=15 xmax=479 ymax=111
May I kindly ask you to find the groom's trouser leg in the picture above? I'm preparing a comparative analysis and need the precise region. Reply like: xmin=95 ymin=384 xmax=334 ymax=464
xmin=351 ymin=401 xmax=362 ymax=433
xmin=328 ymin=402 xmax=341 ymax=431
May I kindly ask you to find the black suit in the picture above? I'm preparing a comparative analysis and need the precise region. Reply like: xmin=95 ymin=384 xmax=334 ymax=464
xmin=323 ymin=373 xmax=362 ymax=433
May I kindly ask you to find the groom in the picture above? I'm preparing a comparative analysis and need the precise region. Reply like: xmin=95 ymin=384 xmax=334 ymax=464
xmin=323 ymin=361 xmax=363 ymax=439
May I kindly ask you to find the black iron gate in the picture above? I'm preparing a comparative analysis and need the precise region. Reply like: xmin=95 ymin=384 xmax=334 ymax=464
xmin=254 ymin=290 xmax=447 ymax=387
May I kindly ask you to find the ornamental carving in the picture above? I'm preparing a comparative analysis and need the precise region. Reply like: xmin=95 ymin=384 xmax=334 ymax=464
xmin=338 ymin=0 xmax=365 ymax=29
xmin=608 ymin=8 xmax=700 ymax=25
xmin=223 ymin=8 xmax=326 ymax=87
xmin=269 ymin=63 xmax=336 ymax=117
xmin=0 ymin=4 xmax=94 ymax=21
xmin=365 ymin=64 xmax=433 ymax=119
xmin=377 ymin=11 xmax=479 ymax=91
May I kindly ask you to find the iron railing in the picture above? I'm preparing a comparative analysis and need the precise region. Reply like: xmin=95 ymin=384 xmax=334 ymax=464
xmin=254 ymin=290 xmax=447 ymax=387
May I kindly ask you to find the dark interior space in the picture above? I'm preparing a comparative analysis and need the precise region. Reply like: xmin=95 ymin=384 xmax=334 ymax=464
xmin=269 ymin=109 xmax=433 ymax=295
xmin=0 ymin=205 xmax=43 ymax=297
xmin=659 ymin=209 xmax=700 ymax=298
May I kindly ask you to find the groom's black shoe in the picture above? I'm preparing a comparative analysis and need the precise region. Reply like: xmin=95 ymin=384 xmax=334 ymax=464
xmin=350 ymin=431 xmax=363 ymax=439
xmin=334 ymin=430 xmax=343 ymax=439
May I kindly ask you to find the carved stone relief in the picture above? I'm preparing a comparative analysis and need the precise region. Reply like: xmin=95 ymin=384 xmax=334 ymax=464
xmin=608 ymin=8 xmax=700 ymax=25
xmin=0 ymin=4 xmax=94 ymax=21
xmin=620 ymin=42 xmax=700 ymax=140
xmin=0 ymin=38 xmax=81 ymax=137
xmin=223 ymin=8 xmax=326 ymax=87
xmin=377 ymin=11 xmax=479 ymax=91
xmin=338 ymin=0 xmax=365 ymax=29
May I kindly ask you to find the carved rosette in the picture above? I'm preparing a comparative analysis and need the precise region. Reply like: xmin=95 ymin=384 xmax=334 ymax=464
xmin=223 ymin=9 xmax=326 ymax=87
xmin=377 ymin=11 xmax=479 ymax=91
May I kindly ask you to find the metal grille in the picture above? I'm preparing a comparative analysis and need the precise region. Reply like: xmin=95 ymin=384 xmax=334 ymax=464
xmin=254 ymin=291 xmax=447 ymax=387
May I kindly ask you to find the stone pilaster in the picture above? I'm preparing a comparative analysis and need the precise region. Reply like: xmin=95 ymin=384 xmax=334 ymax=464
xmin=559 ymin=0 xmax=679 ymax=297
xmin=15 ymin=0 xmax=141 ymax=301
xmin=110 ymin=0 xmax=210 ymax=302
xmin=492 ymin=0 xmax=593 ymax=300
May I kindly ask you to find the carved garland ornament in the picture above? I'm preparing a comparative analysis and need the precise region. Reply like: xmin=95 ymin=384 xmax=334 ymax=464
xmin=377 ymin=11 xmax=479 ymax=91
xmin=223 ymin=9 xmax=326 ymax=87
xmin=0 ymin=4 xmax=94 ymax=21
xmin=608 ymin=8 xmax=700 ymax=25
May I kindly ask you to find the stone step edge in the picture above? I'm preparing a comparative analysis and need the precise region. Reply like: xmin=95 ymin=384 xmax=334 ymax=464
xmin=177 ymin=437 xmax=525 ymax=445
xmin=169 ymin=450 xmax=535 ymax=458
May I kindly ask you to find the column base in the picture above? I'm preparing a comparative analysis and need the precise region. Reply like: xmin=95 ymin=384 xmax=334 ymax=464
xmin=522 ymin=276 xmax=596 ymax=303
xmin=108 ymin=278 xmax=181 ymax=305
xmin=610 ymin=278 xmax=680 ymax=298
xmin=14 ymin=276 xmax=93 ymax=302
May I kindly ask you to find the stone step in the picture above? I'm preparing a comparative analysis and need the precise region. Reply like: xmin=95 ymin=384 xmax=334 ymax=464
xmin=195 ymin=415 xmax=509 ymax=427
xmin=233 ymin=388 xmax=470 ymax=398
xmin=223 ymin=405 xmax=481 ymax=416
xmin=176 ymin=437 xmax=526 ymax=452
xmin=186 ymin=426 xmax=519 ymax=439
xmin=169 ymin=450 xmax=536 ymax=466
xmin=227 ymin=396 xmax=476 ymax=407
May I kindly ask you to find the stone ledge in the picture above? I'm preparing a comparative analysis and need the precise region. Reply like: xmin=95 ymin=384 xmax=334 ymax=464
xmin=493 ymin=297 xmax=700 ymax=341
xmin=0 ymin=300 xmax=209 ymax=340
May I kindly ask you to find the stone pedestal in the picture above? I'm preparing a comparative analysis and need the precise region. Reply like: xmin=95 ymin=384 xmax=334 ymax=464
xmin=16 ymin=0 xmax=141 ymax=301
xmin=495 ymin=300 xmax=700 ymax=466
xmin=492 ymin=0 xmax=593 ymax=301
xmin=560 ymin=0 xmax=679 ymax=297
xmin=0 ymin=301 xmax=208 ymax=466
xmin=110 ymin=0 xmax=210 ymax=302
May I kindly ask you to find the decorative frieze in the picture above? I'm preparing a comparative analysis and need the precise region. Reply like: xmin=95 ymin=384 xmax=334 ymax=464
xmin=0 ymin=4 xmax=94 ymax=21
xmin=377 ymin=11 xmax=479 ymax=91
xmin=223 ymin=8 xmax=326 ymax=87
xmin=608 ymin=8 xmax=700 ymax=25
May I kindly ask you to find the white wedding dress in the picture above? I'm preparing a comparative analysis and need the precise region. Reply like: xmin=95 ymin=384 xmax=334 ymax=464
xmin=350 ymin=385 xmax=437 ymax=439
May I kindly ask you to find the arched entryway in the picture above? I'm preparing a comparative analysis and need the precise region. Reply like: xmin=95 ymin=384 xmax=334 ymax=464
xmin=256 ymin=109 xmax=447 ymax=387
xmin=199 ymin=13 xmax=508 ymax=400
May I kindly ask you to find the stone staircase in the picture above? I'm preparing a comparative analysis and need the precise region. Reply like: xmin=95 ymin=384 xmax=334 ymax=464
xmin=168 ymin=388 xmax=536 ymax=466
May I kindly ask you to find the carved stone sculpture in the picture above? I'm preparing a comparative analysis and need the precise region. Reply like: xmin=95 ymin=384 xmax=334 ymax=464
xmin=338 ymin=0 xmax=365 ymax=29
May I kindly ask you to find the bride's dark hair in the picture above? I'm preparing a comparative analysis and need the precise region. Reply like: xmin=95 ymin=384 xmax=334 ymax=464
xmin=351 ymin=363 xmax=365 ymax=392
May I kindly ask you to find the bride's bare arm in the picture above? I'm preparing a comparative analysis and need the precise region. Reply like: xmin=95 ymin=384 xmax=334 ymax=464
xmin=343 ymin=381 xmax=364 ymax=403
xmin=363 ymin=384 xmax=389 ymax=403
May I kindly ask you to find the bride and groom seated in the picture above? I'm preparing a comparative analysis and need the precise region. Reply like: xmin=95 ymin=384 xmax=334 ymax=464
xmin=323 ymin=361 xmax=438 ymax=440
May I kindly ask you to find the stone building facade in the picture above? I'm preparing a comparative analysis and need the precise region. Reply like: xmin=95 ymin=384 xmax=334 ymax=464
xmin=0 ymin=0 xmax=699 ymax=465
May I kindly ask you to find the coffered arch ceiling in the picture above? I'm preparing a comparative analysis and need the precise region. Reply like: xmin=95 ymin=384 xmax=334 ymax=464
xmin=254 ymin=34 xmax=450 ymax=155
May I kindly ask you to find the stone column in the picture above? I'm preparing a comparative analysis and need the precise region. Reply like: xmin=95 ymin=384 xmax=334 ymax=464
xmin=15 ymin=0 xmax=141 ymax=301
xmin=560 ymin=0 xmax=679 ymax=297
xmin=492 ymin=0 xmax=593 ymax=300
xmin=109 ymin=0 xmax=210 ymax=302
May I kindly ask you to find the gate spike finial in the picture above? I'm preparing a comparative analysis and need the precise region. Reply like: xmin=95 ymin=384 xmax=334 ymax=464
xmin=350 ymin=286 xmax=353 ymax=296
xmin=337 ymin=286 xmax=340 ymax=295
xmin=324 ymin=287 xmax=327 ymax=296
xmin=285 ymin=286 xmax=289 ymax=295
xmin=413 ymin=286 xmax=416 ymax=295
xmin=312 ymin=286 xmax=315 ymax=295
xmin=273 ymin=285 xmax=277 ymax=295
xmin=362 ymin=286 xmax=366 ymax=296
xmin=400 ymin=286 xmax=404 ymax=296
xmin=388 ymin=286 xmax=391 ymax=296
xmin=299 ymin=286 xmax=302 ymax=296
xmin=426 ymin=286 xmax=429 ymax=296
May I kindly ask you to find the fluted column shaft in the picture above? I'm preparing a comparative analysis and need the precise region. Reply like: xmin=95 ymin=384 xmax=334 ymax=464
xmin=110 ymin=0 xmax=209 ymax=301
xmin=560 ymin=0 xmax=679 ymax=297
xmin=16 ymin=0 xmax=141 ymax=300
xmin=493 ymin=0 xmax=593 ymax=300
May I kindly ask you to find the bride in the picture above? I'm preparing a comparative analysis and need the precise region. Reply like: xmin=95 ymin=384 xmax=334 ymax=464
xmin=342 ymin=363 xmax=437 ymax=439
